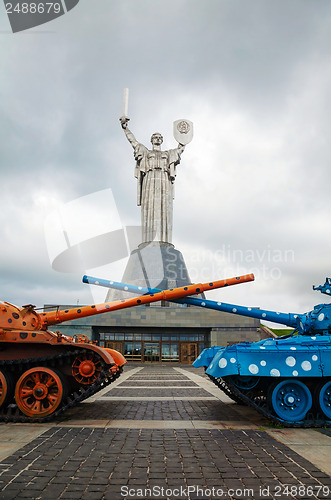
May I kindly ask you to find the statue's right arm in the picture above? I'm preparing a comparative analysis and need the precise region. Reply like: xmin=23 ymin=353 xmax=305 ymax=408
xmin=120 ymin=117 xmax=138 ymax=149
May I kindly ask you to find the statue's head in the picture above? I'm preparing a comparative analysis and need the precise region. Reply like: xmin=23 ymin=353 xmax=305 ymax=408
xmin=151 ymin=133 xmax=163 ymax=146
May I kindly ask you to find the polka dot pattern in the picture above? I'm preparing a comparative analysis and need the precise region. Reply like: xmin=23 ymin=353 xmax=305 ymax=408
xmin=286 ymin=356 xmax=296 ymax=367
xmin=301 ymin=361 xmax=312 ymax=371
xmin=219 ymin=358 xmax=227 ymax=369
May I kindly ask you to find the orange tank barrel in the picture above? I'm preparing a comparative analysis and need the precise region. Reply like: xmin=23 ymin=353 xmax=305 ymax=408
xmin=41 ymin=274 xmax=255 ymax=328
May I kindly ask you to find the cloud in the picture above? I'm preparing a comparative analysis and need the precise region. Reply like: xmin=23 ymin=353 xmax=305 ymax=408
xmin=0 ymin=0 xmax=330 ymax=325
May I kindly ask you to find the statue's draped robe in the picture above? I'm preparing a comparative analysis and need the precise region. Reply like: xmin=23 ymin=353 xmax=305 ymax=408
xmin=126 ymin=130 xmax=183 ymax=243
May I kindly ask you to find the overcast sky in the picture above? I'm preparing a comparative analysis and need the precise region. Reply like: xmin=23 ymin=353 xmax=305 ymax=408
xmin=0 ymin=0 xmax=330 ymax=326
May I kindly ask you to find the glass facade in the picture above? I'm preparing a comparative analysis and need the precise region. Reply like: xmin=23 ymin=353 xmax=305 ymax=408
xmin=124 ymin=342 xmax=142 ymax=361
xmin=98 ymin=330 xmax=207 ymax=363
xmin=161 ymin=343 xmax=179 ymax=362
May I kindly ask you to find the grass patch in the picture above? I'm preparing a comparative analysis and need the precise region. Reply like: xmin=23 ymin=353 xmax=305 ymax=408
xmin=262 ymin=325 xmax=295 ymax=337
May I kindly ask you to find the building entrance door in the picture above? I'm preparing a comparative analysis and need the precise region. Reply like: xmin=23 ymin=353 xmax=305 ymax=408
xmin=144 ymin=342 xmax=160 ymax=362
xmin=180 ymin=343 xmax=198 ymax=363
xmin=105 ymin=341 xmax=123 ymax=353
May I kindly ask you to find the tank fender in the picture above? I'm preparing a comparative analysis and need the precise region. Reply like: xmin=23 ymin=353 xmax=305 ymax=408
xmin=193 ymin=346 xmax=224 ymax=368
xmin=74 ymin=343 xmax=116 ymax=365
xmin=103 ymin=348 xmax=127 ymax=367
xmin=206 ymin=346 xmax=240 ymax=378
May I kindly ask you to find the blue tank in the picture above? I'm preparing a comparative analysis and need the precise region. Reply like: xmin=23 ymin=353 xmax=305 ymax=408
xmin=84 ymin=274 xmax=331 ymax=427
xmin=193 ymin=277 xmax=331 ymax=427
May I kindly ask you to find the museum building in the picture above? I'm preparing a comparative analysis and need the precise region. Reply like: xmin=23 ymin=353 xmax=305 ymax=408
xmin=50 ymin=302 xmax=263 ymax=364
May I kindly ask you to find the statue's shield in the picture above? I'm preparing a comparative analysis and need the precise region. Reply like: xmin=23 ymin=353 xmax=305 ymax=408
xmin=173 ymin=119 xmax=193 ymax=145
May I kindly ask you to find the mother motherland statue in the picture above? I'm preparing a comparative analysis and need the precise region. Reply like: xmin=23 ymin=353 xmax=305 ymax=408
xmin=120 ymin=115 xmax=192 ymax=244
xmin=106 ymin=96 xmax=194 ymax=302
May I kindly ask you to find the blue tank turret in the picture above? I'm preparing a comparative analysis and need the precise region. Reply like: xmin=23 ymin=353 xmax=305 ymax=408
xmin=84 ymin=274 xmax=331 ymax=427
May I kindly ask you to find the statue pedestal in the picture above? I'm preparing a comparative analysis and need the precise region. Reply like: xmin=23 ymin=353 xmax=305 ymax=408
xmin=106 ymin=242 xmax=197 ymax=304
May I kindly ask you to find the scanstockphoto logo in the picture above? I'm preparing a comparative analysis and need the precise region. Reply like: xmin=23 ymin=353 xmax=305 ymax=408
xmin=185 ymin=244 xmax=295 ymax=282
xmin=3 ymin=0 xmax=80 ymax=33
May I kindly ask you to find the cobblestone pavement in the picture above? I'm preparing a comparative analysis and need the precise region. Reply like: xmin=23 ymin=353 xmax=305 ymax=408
xmin=0 ymin=364 xmax=330 ymax=500
xmin=57 ymin=399 xmax=243 ymax=421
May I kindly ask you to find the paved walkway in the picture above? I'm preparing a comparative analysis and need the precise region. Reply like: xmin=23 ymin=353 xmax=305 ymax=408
xmin=0 ymin=365 xmax=330 ymax=499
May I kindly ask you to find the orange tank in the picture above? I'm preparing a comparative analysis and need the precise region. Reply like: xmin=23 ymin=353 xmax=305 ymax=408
xmin=0 ymin=277 xmax=251 ymax=421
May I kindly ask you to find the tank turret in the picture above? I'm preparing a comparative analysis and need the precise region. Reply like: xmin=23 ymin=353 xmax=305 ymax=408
xmin=87 ymin=275 xmax=331 ymax=427
xmin=0 ymin=279 xmax=231 ymax=422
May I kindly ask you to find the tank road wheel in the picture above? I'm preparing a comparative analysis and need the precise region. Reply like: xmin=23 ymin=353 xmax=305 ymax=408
xmin=15 ymin=367 xmax=66 ymax=418
xmin=270 ymin=379 xmax=312 ymax=422
xmin=72 ymin=352 xmax=102 ymax=385
xmin=0 ymin=370 xmax=14 ymax=409
xmin=317 ymin=380 xmax=331 ymax=420
xmin=228 ymin=375 xmax=260 ymax=391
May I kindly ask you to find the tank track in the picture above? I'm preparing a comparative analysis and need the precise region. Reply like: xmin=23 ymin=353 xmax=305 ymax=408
xmin=208 ymin=374 xmax=331 ymax=428
xmin=0 ymin=350 xmax=122 ymax=423
xmin=206 ymin=373 xmax=243 ymax=404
